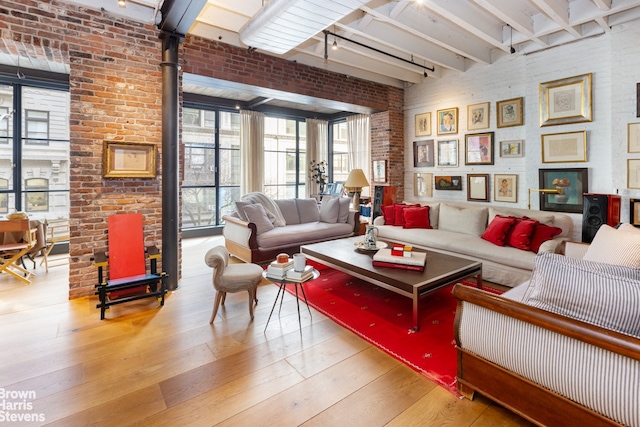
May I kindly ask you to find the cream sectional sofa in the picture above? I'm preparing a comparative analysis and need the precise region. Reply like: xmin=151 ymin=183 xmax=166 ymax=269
xmin=454 ymin=226 xmax=640 ymax=426
xmin=223 ymin=194 xmax=358 ymax=264
xmin=372 ymin=202 xmax=573 ymax=287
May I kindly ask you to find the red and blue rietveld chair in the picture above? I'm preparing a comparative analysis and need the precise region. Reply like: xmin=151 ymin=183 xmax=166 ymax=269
xmin=94 ymin=213 xmax=166 ymax=320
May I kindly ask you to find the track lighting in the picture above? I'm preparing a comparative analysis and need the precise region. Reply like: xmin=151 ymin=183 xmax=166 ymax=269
xmin=423 ymin=71 xmax=428 ymax=78
xmin=509 ymin=24 xmax=515 ymax=54
xmin=118 ymin=0 xmax=126 ymax=7
xmin=332 ymin=40 xmax=338 ymax=50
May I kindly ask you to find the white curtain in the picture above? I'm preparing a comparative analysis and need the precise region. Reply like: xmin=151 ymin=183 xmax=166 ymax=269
xmin=305 ymin=118 xmax=328 ymax=197
xmin=347 ymin=114 xmax=371 ymax=197
xmin=240 ymin=110 xmax=265 ymax=195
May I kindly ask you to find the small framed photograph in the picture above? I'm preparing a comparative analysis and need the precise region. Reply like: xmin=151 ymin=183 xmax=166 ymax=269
xmin=467 ymin=174 xmax=489 ymax=202
xmin=494 ymin=174 xmax=517 ymax=203
xmin=467 ymin=102 xmax=489 ymax=130
xmin=539 ymin=168 xmax=589 ymax=213
xmin=500 ymin=140 xmax=524 ymax=158
xmin=103 ymin=140 xmax=157 ymax=178
xmin=414 ymin=173 xmax=433 ymax=197
xmin=465 ymin=132 xmax=494 ymax=165
xmin=434 ymin=175 xmax=462 ymax=191
xmin=628 ymin=123 xmax=640 ymax=153
xmin=437 ymin=107 xmax=458 ymax=135
xmin=630 ymin=199 xmax=640 ymax=226
xmin=415 ymin=112 xmax=431 ymax=137
xmin=539 ymin=73 xmax=592 ymax=126
xmin=437 ymin=139 xmax=458 ymax=167
xmin=541 ymin=131 xmax=587 ymax=163
xmin=628 ymin=159 xmax=640 ymax=189
xmin=373 ymin=159 xmax=387 ymax=183
xmin=496 ymin=97 xmax=523 ymax=128
xmin=413 ymin=139 xmax=435 ymax=167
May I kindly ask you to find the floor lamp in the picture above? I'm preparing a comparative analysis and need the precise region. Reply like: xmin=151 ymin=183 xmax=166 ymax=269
xmin=528 ymin=188 xmax=562 ymax=210
xmin=344 ymin=169 xmax=369 ymax=210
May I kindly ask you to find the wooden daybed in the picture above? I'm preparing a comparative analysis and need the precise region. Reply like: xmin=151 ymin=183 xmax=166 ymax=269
xmin=453 ymin=285 xmax=640 ymax=427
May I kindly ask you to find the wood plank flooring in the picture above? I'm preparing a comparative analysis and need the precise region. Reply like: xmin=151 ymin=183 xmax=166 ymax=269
xmin=0 ymin=236 xmax=535 ymax=426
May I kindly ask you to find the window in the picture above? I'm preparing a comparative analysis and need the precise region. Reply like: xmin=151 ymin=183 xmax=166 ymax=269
xmin=25 ymin=178 xmax=48 ymax=212
xmin=182 ymin=107 xmax=241 ymax=230
xmin=0 ymin=106 xmax=9 ymax=139
xmin=25 ymin=109 xmax=50 ymax=145
xmin=0 ymin=178 xmax=8 ymax=213
xmin=332 ymin=121 xmax=349 ymax=182
xmin=263 ymin=116 xmax=306 ymax=199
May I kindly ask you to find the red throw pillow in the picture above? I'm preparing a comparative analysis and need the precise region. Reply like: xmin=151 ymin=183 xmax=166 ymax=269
xmin=506 ymin=217 xmax=539 ymax=250
xmin=403 ymin=206 xmax=432 ymax=229
xmin=381 ymin=205 xmax=396 ymax=225
xmin=530 ymin=223 xmax=562 ymax=253
xmin=393 ymin=203 xmax=419 ymax=227
xmin=481 ymin=215 xmax=517 ymax=246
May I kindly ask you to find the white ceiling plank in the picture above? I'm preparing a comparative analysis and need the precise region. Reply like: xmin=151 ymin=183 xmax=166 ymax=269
xmin=531 ymin=0 xmax=583 ymax=38
xmin=592 ymin=0 xmax=612 ymax=10
xmin=360 ymin=3 xmax=494 ymax=63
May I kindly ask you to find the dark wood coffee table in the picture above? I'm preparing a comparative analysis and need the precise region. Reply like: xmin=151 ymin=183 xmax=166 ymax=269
xmin=301 ymin=236 xmax=482 ymax=332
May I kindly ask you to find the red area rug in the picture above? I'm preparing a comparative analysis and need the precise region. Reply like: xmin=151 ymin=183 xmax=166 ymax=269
xmin=283 ymin=263 xmax=502 ymax=395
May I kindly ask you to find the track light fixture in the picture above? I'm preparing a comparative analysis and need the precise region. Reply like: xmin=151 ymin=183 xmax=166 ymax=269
xmin=118 ymin=0 xmax=126 ymax=8
xmin=423 ymin=71 xmax=428 ymax=78
xmin=332 ymin=39 xmax=338 ymax=50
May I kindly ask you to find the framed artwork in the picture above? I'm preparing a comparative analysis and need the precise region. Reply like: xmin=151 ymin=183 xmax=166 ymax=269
xmin=437 ymin=139 xmax=458 ymax=167
xmin=628 ymin=123 xmax=640 ymax=153
xmin=413 ymin=139 xmax=435 ymax=167
xmin=494 ymin=174 xmax=517 ymax=203
xmin=630 ymin=199 xmax=640 ymax=227
xmin=539 ymin=73 xmax=592 ymax=126
xmin=373 ymin=160 xmax=387 ymax=183
xmin=541 ymin=130 xmax=587 ymax=163
xmin=467 ymin=174 xmax=489 ymax=202
xmin=436 ymin=107 xmax=458 ymax=135
xmin=465 ymin=132 xmax=494 ymax=165
xmin=414 ymin=173 xmax=433 ymax=197
xmin=637 ymin=83 xmax=640 ymax=118
xmin=434 ymin=175 xmax=462 ymax=191
xmin=467 ymin=102 xmax=490 ymax=130
xmin=496 ymin=97 xmax=523 ymax=128
xmin=103 ymin=140 xmax=156 ymax=178
xmin=538 ymin=168 xmax=589 ymax=213
xmin=628 ymin=159 xmax=640 ymax=189
xmin=500 ymin=140 xmax=524 ymax=157
xmin=415 ymin=112 xmax=431 ymax=136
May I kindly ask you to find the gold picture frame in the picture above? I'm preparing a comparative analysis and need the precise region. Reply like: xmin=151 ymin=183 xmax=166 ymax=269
xmin=415 ymin=112 xmax=431 ymax=137
xmin=494 ymin=173 xmax=517 ymax=203
xmin=628 ymin=123 xmax=640 ymax=153
xmin=103 ymin=140 xmax=157 ymax=178
xmin=628 ymin=159 xmax=640 ymax=189
xmin=467 ymin=102 xmax=490 ymax=130
xmin=496 ymin=97 xmax=523 ymax=128
xmin=414 ymin=173 xmax=433 ymax=197
xmin=539 ymin=73 xmax=592 ymax=127
xmin=436 ymin=107 xmax=458 ymax=135
xmin=541 ymin=131 xmax=587 ymax=163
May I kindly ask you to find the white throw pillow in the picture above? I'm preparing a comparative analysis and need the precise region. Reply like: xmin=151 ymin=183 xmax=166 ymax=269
xmin=296 ymin=198 xmax=320 ymax=223
xmin=583 ymin=224 xmax=640 ymax=267
xmin=438 ymin=203 xmax=488 ymax=236
xmin=319 ymin=197 xmax=340 ymax=223
xmin=524 ymin=252 xmax=640 ymax=337
xmin=242 ymin=203 xmax=275 ymax=234
xmin=337 ymin=197 xmax=351 ymax=223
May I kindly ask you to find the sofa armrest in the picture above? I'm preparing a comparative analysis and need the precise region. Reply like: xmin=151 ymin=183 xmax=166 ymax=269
xmin=538 ymin=236 xmax=570 ymax=254
xmin=453 ymin=285 xmax=640 ymax=361
xmin=222 ymin=215 xmax=258 ymax=250
xmin=564 ymin=241 xmax=590 ymax=259
xmin=373 ymin=216 xmax=385 ymax=226
xmin=347 ymin=209 xmax=360 ymax=232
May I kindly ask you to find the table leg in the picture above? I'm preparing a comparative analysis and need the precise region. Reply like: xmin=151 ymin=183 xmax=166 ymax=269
xmin=475 ymin=271 xmax=483 ymax=289
xmin=299 ymin=282 xmax=312 ymax=318
xmin=265 ymin=283 xmax=285 ymax=332
xmin=294 ymin=284 xmax=302 ymax=330
xmin=411 ymin=287 xmax=420 ymax=333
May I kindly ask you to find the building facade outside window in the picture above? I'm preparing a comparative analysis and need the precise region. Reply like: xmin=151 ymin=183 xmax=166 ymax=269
xmin=263 ymin=116 xmax=306 ymax=200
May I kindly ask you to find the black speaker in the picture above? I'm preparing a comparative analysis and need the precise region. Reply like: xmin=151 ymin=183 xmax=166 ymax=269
xmin=582 ymin=194 xmax=609 ymax=243
xmin=372 ymin=186 xmax=396 ymax=220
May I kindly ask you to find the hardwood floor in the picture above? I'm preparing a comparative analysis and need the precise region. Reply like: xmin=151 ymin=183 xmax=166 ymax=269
xmin=0 ymin=236 xmax=534 ymax=426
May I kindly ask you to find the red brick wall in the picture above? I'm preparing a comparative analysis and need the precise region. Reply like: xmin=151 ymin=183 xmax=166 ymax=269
xmin=183 ymin=35 xmax=405 ymax=199
xmin=0 ymin=0 xmax=164 ymax=298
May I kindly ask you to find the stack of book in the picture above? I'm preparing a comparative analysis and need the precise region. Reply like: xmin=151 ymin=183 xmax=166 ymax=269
xmin=266 ymin=259 xmax=293 ymax=280
xmin=372 ymin=248 xmax=426 ymax=271
xmin=285 ymin=265 xmax=314 ymax=282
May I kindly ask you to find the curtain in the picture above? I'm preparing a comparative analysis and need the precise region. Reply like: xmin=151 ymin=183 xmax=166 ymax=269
xmin=305 ymin=118 xmax=328 ymax=197
xmin=347 ymin=114 xmax=371 ymax=197
xmin=240 ymin=110 xmax=265 ymax=195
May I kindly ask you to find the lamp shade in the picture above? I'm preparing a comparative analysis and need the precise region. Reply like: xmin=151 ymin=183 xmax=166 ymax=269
xmin=344 ymin=169 xmax=369 ymax=189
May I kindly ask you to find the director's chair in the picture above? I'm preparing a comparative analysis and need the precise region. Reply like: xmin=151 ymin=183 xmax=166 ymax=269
xmin=0 ymin=219 xmax=37 ymax=284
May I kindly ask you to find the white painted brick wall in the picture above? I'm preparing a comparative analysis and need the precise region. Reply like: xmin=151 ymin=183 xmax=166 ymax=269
xmin=404 ymin=21 xmax=640 ymax=241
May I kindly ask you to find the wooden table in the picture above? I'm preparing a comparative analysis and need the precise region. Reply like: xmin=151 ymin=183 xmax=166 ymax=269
xmin=301 ymin=236 xmax=482 ymax=332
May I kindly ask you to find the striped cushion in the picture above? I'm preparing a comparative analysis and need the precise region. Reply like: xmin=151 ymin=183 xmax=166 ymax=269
xmin=523 ymin=252 xmax=640 ymax=337
xmin=459 ymin=302 xmax=640 ymax=427
xmin=583 ymin=224 xmax=640 ymax=267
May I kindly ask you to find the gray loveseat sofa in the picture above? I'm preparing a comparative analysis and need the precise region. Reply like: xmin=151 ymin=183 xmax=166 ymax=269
xmin=372 ymin=201 xmax=573 ymax=287
xmin=223 ymin=193 xmax=359 ymax=264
